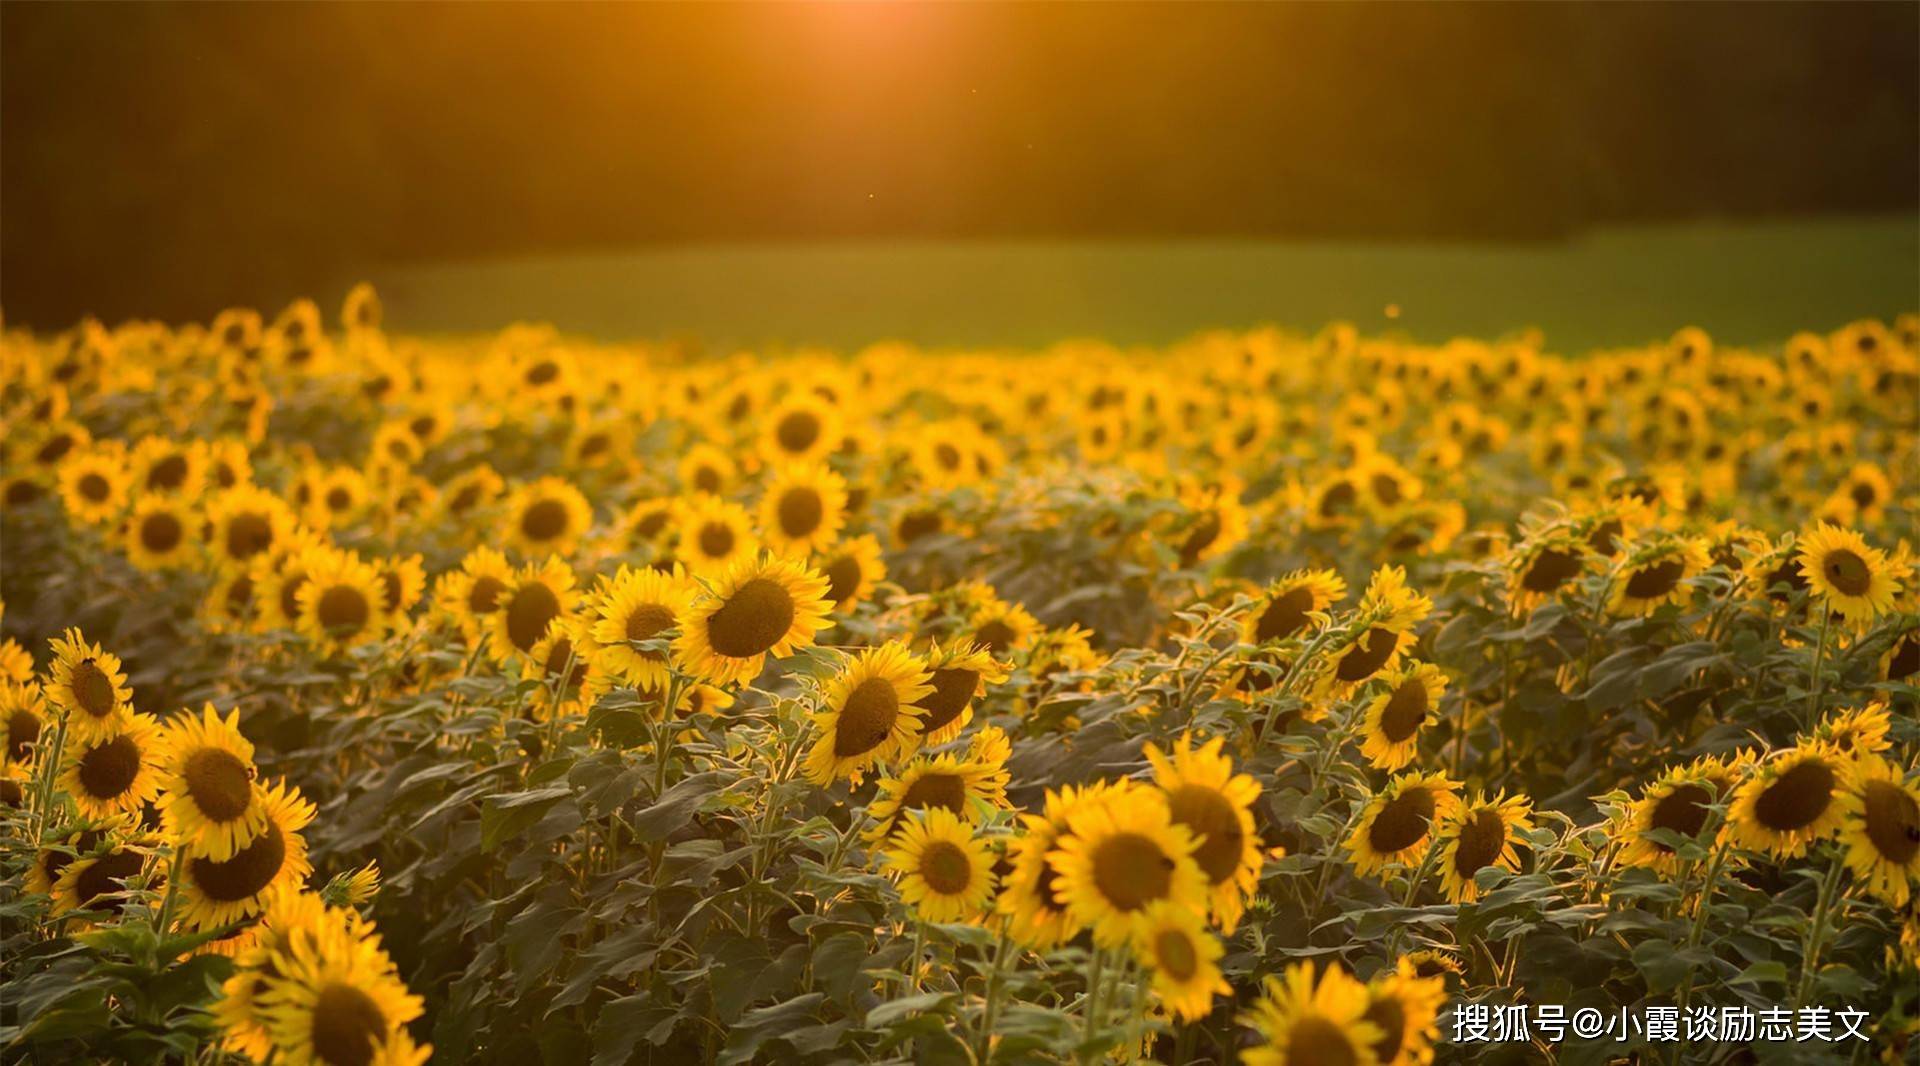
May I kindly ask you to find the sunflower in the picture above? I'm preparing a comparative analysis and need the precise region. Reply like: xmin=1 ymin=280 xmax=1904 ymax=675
xmin=1242 ymin=570 xmax=1347 ymax=646
xmin=178 ymin=782 xmax=316 ymax=930
xmin=996 ymin=783 xmax=1109 ymax=949
xmin=1240 ymin=961 xmax=1383 ymax=1066
xmin=56 ymin=448 xmax=131 ymax=525
xmin=676 ymin=554 xmax=831 ymax=687
xmin=46 ymin=628 xmax=134 ymax=745
xmin=131 ymin=435 xmax=208 ymax=500
xmin=677 ymin=442 xmax=739 ymax=497
xmin=205 ymin=485 xmax=296 ymax=571
xmin=906 ymin=641 xmax=1007 ymax=745
xmin=1358 ymin=663 xmax=1446 ymax=772
xmin=502 ymin=476 xmax=593 ymax=558
xmin=963 ymin=599 xmax=1041 ymax=657
xmin=1797 ymin=524 xmax=1900 ymax=625
xmin=803 ymin=641 xmax=931 ymax=785
xmin=212 ymin=890 xmax=330 ymax=1058
xmin=1174 ymin=484 xmax=1250 ymax=567
xmin=1131 ymin=899 xmax=1229 ymax=1023
xmin=882 ymin=807 xmax=998 ymax=924
xmin=488 ymin=556 xmax=580 ymax=662
xmin=758 ymin=461 xmax=848 ymax=557
xmin=52 ymin=836 xmax=158 ymax=920
xmin=435 ymin=545 xmax=516 ymax=647
xmin=588 ymin=565 xmax=696 ymax=690
xmin=256 ymin=912 xmax=430 ymax=1066
xmin=296 ymin=551 xmax=388 ymax=657
xmin=1840 ymin=462 xmax=1894 ymax=521
xmin=157 ymin=704 xmax=272 ymax=861
xmin=1 ymin=635 xmax=33 ymax=685
xmin=1305 ymin=474 xmax=1364 ymax=532
xmin=891 ymin=505 xmax=950 ymax=548
xmin=125 ymin=494 xmax=199 ymax=570
xmin=1345 ymin=772 xmax=1462 ymax=879
xmin=1727 ymin=745 xmax=1849 ymax=859
xmin=1505 ymin=529 xmax=1591 ymax=612
xmin=58 ymin=710 xmax=164 ymax=818
xmin=374 ymin=554 xmax=426 ymax=621
xmin=1607 ymin=535 xmax=1710 ymax=617
xmin=819 ymin=534 xmax=887 ymax=612
xmin=1804 ymin=701 xmax=1893 ymax=761
xmin=1361 ymin=958 xmax=1448 ymax=1066
xmin=1145 ymin=733 xmax=1263 ymax=928
xmin=521 ymin=619 xmax=605 ymax=719
xmin=1048 ymin=784 xmax=1207 ymax=947
xmin=436 ymin=464 xmax=506 ymax=524
xmin=675 ymin=494 xmax=760 ymax=577
xmin=864 ymin=743 xmax=1011 ymax=845
xmin=3 ymin=683 xmax=47 ymax=767
xmin=1881 ymin=628 xmax=1919 ymax=683
xmin=1618 ymin=757 xmax=1740 ymax=877
xmin=760 ymin=393 xmax=844 ymax=466
xmin=1835 ymin=756 xmax=1920 ymax=906
xmin=1435 ymin=791 xmax=1533 ymax=903
xmin=251 ymin=533 xmax=331 ymax=633
xmin=619 ymin=495 xmax=678 ymax=551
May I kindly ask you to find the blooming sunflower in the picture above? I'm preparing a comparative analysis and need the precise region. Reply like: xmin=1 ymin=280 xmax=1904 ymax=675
xmin=1173 ymin=485 xmax=1250 ymax=568
xmin=2 ymin=682 xmax=47 ymax=767
xmin=676 ymin=554 xmax=830 ymax=687
xmin=205 ymin=484 xmax=296 ymax=572
xmin=520 ymin=619 xmax=605 ymax=719
xmin=56 ymin=448 xmax=131 ymax=526
xmin=1834 ymin=756 xmax=1920 ymax=906
xmin=436 ymin=464 xmax=506 ymax=525
xmin=760 ymin=393 xmax=844 ymax=466
xmin=1505 ymin=529 xmax=1590 ymax=612
xmin=1435 ymin=791 xmax=1533 ymax=903
xmin=863 ymin=740 xmax=1010 ymax=845
xmin=1727 ymin=744 xmax=1849 ymax=859
xmin=158 ymin=704 xmax=271 ymax=861
xmin=803 ymin=641 xmax=931 ymax=785
xmin=675 ymin=494 xmax=760 ymax=577
xmin=906 ymin=641 xmax=1008 ymax=745
xmin=1 ymin=634 xmax=33 ymax=685
xmin=373 ymin=554 xmax=426 ymax=621
xmin=296 ymin=551 xmax=387 ymax=657
xmin=1618 ymin=757 xmax=1741 ymax=877
xmin=1240 ymin=961 xmax=1383 ymax=1066
xmin=1048 ymin=784 xmax=1207 ymax=947
xmin=964 ymin=599 xmax=1041 ymax=657
xmin=177 ymin=781 xmax=316 ymax=930
xmin=131 ymin=435 xmax=208 ymax=500
xmin=588 ymin=565 xmax=696 ymax=690
xmin=1131 ymin=899 xmax=1229 ymax=1023
xmin=255 ymin=911 xmax=430 ymax=1066
xmin=57 ymin=710 xmax=165 ymax=818
xmin=502 ymin=476 xmax=593 ymax=558
xmin=758 ymin=461 xmax=848 ymax=557
xmin=677 ymin=441 xmax=739 ymax=497
xmin=489 ymin=556 xmax=580 ymax=662
xmin=1357 ymin=662 xmax=1447 ymax=772
xmin=1242 ymin=570 xmax=1346 ymax=645
xmin=1803 ymin=701 xmax=1893 ymax=762
xmin=125 ymin=494 xmax=199 ymax=570
xmin=1145 ymin=733 xmax=1263 ymax=929
xmin=52 ymin=836 xmax=157 ymax=920
xmin=46 ymin=628 xmax=134 ymax=745
xmin=1361 ymin=958 xmax=1448 ymax=1066
xmin=1881 ymin=628 xmax=1919 ymax=683
xmin=1607 ymin=535 xmax=1710 ymax=617
xmin=1345 ymin=772 xmax=1462 ymax=879
xmin=212 ymin=889 xmax=331 ymax=1058
xmin=882 ymin=807 xmax=998 ymax=924
xmin=996 ymin=783 xmax=1111 ymax=949
xmin=1797 ymin=524 xmax=1900 ymax=625
xmin=434 ymin=545 xmax=516 ymax=647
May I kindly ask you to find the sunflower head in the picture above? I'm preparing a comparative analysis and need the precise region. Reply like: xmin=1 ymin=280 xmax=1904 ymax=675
xmin=1239 ymin=961 xmax=1383 ymax=1066
xmin=882 ymin=806 xmax=997 ymax=924
xmin=1728 ymin=744 xmax=1849 ymax=859
xmin=804 ymin=641 xmax=932 ymax=786
xmin=676 ymin=554 xmax=831 ymax=687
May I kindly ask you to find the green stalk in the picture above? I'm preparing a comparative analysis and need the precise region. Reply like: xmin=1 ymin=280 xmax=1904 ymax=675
xmin=1792 ymin=851 xmax=1848 ymax=1009
xmin=1804 ymin=604 xmax=1833 ymax=726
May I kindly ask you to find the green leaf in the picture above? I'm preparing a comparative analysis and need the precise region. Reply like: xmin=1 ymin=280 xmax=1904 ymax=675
xmin=481 ymin=786 xmax=574 ymax=852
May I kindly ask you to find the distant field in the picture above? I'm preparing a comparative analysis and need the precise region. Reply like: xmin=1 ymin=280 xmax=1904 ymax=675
xmin=366 ymin=214 xmax=1918 ymax=353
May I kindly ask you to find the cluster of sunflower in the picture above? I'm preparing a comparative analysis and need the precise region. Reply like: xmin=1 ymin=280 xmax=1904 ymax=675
xmin=2 ymin=291 xmax=1917 ymax=1064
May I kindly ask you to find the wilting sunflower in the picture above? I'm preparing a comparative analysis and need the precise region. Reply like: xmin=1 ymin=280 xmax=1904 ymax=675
xmin=1435 ymin=791 xmax=1533 ymax=903
xmin=1618 ymin=757 xmax=1741 ymax=877
xmin=906 ymin=641 xmax=1007 ymax=745
xmin=158 ymin=705 xmax=270 ymax=861
xmin=760 ymin=392 xmax=844 ymax=466
xmin=883 ymin=807 xmax=998 ymax=924
xmin=2 ymin=682 xmax=46 ymax=767
xmin=803 ymin=641 xmax=931 ymax=785
xmin=56 ymin=448 xmax=131 ymax=525
xmin=502 ymin=476 xmax=593 ymax=558
xmin=434 ymin=545 xmax=516 ymax=647
xmin=1048 ymin=784 xmax=1207 ymax=947
xmin=674 ymin=494 xmax=760 ymax=577
xmin=57 ymin=710 xmax=164 ymax=818
xmin=1131 ymin=899 xmax=1228 ymax=1023
xmin=1804 ymin=701 xmax=1893 ymax=761
xmin=178 ymin=781 xmax=316 ymax=930
xmin=1607 ymin=535 xmax=1710 ymax=617
xmin=46 ymin=628 xmax=134 ymax=745
xmin=1505 ymin=528 xmax=1591 ymax=612
xmin=758 ymin=461 xmax=848 ymax=557
xmin=1797 ymin=524 xmax=1900 ymax=625
xmin=1242 ymin=570 xmax=1347 ymax=646
xmin=256 ymin=911 xmax=431 ymax=1066
xmin=1345 ymin=772 xmax=1462 ymax=879
xmin=1144 ymin=733 xmax=1263 ymax=929
xmin=205 ymin=484 xmax=295 ymax=572
xmin=1728 ymin=744 xmax=1849 ymax=859
xmin=1240 ymin=961 xmax=1383 ymax=1066
xmin=296 ymin=551 xmax=387 ymax=657
xmin=676 ymin=554 xmax=831 ymax=687
xmin=1361 ymin=958 xmax=1448 ymax=1066
xmin=1357 ymin=662 xmax=1447 ymax=772
xmin=488 ymin=556 xmax=580 ymax=662
xmin=125 ymin=494 xmax=199 ymax=570
xmin=1835 ymin=756 xmax=1920 ymax=906
xmin=588 ymin=565 xmax=696 ymax=690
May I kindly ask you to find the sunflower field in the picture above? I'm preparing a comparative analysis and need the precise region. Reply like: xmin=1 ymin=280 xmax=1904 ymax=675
xmin=1 ymin=292 xmax=1917 ymax=1066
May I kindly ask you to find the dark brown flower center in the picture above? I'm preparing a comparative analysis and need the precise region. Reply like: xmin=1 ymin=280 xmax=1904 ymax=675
xmin=778 ymin=488 xmax=824 ymax=538
xmin=896 ymin=509 xmax=942 ymax=543
xmin=624 ymin=603 xmax=676 ymax=657
xmin=520 ymin=499 xmax=570 ymax=542
xmin=188 ymin=821 xmax=287 ymax=901
xmin=831 ymin=677 xmax=899 ymax=757
xmin=1860 ymin=780 xmax=1920 ymax=865
xmin=1154 ymin=928 xmax=1199 ymax=980
xmin=316 ymin=586 xmax=371 ymax=634
xmin=77 ymin=472 xmax=111 ymax=502
xmin=147 ymin=454 xmax=189 ymax=491
xmin=184 ymin=748 xmax=254 ymax=822
xmin=1368 ymin=787 xmax=1438 ymax=854
xmin=140 ymin=511 xmax=184 ymax=554
xmin=776 ymin=411 xmax=822 ymax=453
xmin=1167 ymin=784 xmax=1244 ymax=884
xmin=974 ymin=620 xmax=1018 ymax=654
xmin=1754 ymin=761 xmax=1835 ymax=832
xmin=6 ymin=709 xmax=42 ymax=761
xmin=1821 ymin=549 xmax=1872 ymax=597
xmin=1364 ymin=997 xmax=1408 ymax=1064
xmin=1255 ymin=586 xmax=1316 ymax=642
xmin=706 ymin=578 xmax=796 ymax=658
xmin=77 ymin=734 xmax=142 ymax=799
xmin=698 ymin=522 xmax=736 ymax=559
xmin=1336 ymin=628 xmax=1400 ymax=682
xmin=311 ymin=981 xmax=389 ymax=1066
xmin=919 ymin=839 xmax=974 ymax=895
xmin=913 ymin=668 xmax=981 ymax=734
xmin=468 ymin=575 xmax=507 ymax=615
xmin=1648 ymin=784 xmax=1712 ymax=850
xmin=1521 ymin=548 xmax=1582 ymax=593
xmin=1378 ymin=678 xmax=1429 ymax=743
xmin=225 ymin=512 xmax=275 ymax=560
xmin=1624 ymin=558 xmax=1686 ymax=600
xmin=1451 ymin=809 xmax=1507 ymax=877
xmin=74 ymin=848 xmax=146 ymax=914
xmin=1287 ymin=1015 xmax=1359 ymax=1066
xmin=70 ymin=660 xmax=118 ymax=718
xmin=899 ymin=772 xmax=968 ymax=814
xmin=825 ymin=555 xmax=863 ymax=605
xmin=1091 ymin=831 xmax=1175 ymax=912
xmin=505 ymin=582 xmax=562 ymax=651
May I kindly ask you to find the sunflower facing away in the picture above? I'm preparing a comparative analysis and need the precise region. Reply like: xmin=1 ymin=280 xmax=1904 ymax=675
xmin=1240 ymin=960 xmax=1383 ymax=1066
xmin=1727 ymin=744 xmax=1849 ymax=859
xmin=1047 ymin=783 xmax=1207 ymax=947
xmin=158 ymin=704 xmax=270 ymax=861
xmin=1145 ymin=733 xmax=1264 ymax=929
xmin=804 ymin=641 xmax=931 ymax=785
xmin=882 ymin=806 xmax=998 ymax=924
xmin=677 ymin=554 xmax=831 ymax=688
xmin=1131 ymin=899 xmax=1229 ymax=1023
xmin=1345 ymin=772 xmax=1462 ymax=879
xmin=1434 ymin=790 xmax=1534 ymax=903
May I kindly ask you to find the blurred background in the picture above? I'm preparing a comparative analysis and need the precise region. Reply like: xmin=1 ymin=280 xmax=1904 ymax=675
xmin=3 ymin=2 xmax=1916 ymax=350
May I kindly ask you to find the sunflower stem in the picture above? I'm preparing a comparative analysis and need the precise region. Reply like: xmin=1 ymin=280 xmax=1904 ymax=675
xmin=1792 ymin=849 xmax=1848 ymax=1009
xmin=1123 ymin=965 xmax=1153 ymax=1064
xmin=1080 ymin=946 xmax=1107 ymax=1062
xmin=974 ymin=930 xmax=1012 ymax=1061
xmin=1804 ymin=604 xmax=1833 ymax=727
